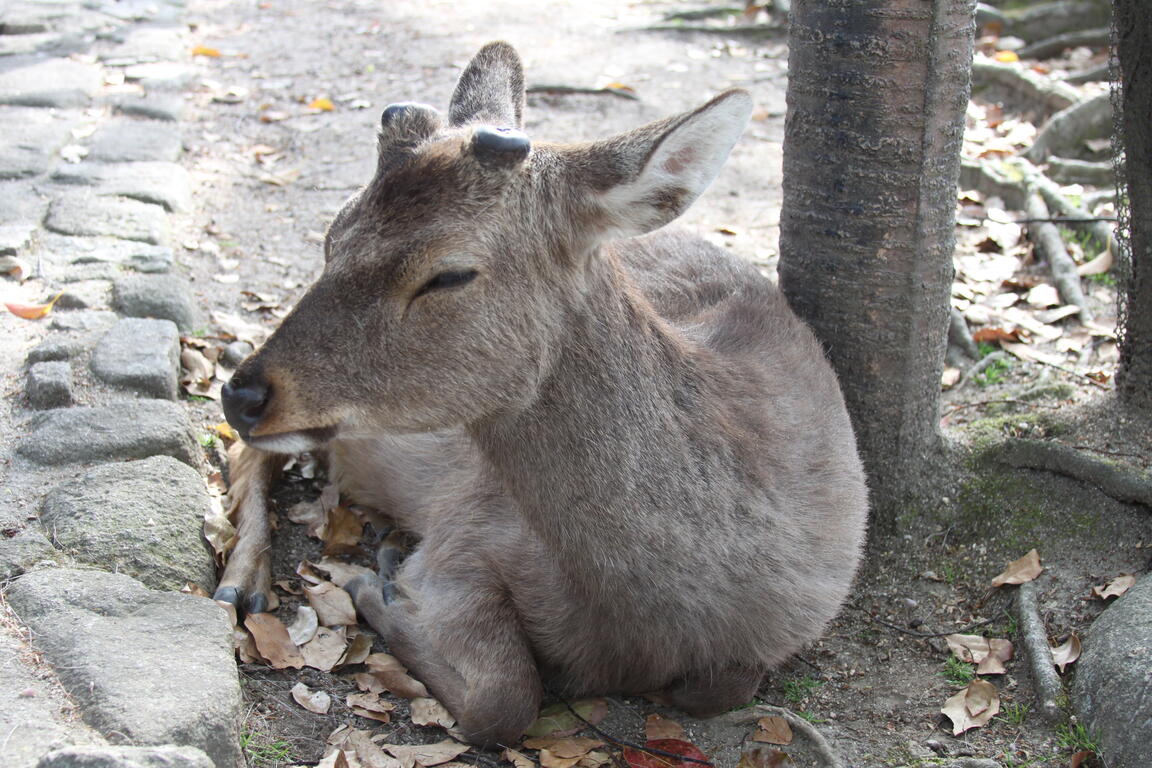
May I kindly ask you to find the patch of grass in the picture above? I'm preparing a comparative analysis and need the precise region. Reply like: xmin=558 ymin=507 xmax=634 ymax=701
xmin=795 ymin=709 xmax=828 ymax=724
xmin=974 ymin=357 xmax=1012 ymax=387
xmin=185 ymin=394 xmax=213 ymax=403
xmin=198 ymin=432 xmax=219 ymax=448
xmin=1087 ymin=272 xmax=1117 ymax=287
xmin=1056 ymin=721 xmax=1101 ymax=753
xmin=782 ymin=675 xmax=823 ymax=703
xmin=241 ymin=730 xmax=296 ymax=766
xmin=997 ymin=701 xmax=1029 ymax=727
xmin=977 ymin=341 xmax=998 ymax=357
xmin=941 ymin=656 xmax=976 ymax=686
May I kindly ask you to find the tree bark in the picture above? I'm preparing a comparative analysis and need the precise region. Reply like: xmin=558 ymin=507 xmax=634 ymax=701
xmin=779 ymin=0 xmax=976 ymax=526
xmin=1114 ymin=0 xmax=1152 ymax=411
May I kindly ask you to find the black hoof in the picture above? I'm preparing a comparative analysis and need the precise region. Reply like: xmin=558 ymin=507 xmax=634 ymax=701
xmin=213 ymin=586 xmax=269 ymax=621
xmin=345 ymin=572 xmax=396 ymax=606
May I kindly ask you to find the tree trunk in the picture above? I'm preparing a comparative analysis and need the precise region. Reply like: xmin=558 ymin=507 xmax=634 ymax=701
xmin=778 ymin=0 xmax=976 ymax=526
xmin=1113 ymin=0 xmax=1152 ymax=411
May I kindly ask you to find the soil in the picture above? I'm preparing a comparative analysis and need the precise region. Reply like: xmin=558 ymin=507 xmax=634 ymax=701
xmin=174 ymin=1 xmax=1148 ymax=766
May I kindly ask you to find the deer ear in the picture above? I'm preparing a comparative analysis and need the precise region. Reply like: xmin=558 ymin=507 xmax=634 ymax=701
xmin=593 ymin=90 xmax=752 ymax=238
xmin=448 ymin=41 xmax=525 ymax=129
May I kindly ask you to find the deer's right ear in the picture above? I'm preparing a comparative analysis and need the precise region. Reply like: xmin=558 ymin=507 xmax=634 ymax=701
xmin=448 ymin=41 xmax=525 ymax=129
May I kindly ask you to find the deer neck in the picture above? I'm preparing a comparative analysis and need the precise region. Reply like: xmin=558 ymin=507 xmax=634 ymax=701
xmin=472 ymin=250 xmax=704 ymax=557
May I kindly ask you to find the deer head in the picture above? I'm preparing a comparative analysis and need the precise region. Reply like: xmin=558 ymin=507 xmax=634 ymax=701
xmin=222 ymin=42 xmax=751 ymax=452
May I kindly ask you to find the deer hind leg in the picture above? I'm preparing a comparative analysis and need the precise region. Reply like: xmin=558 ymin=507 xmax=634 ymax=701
xmin=659 ymin=664 xmax=764 ymax=719
xmin=214 ymin=443 xmax=283 ymax=616
xmin=345 ymin=550 xmax=541 ymax=747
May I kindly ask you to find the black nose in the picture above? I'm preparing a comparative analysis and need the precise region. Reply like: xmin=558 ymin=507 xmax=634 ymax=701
xmin=221 ymin=377 xmax=271 ymax=438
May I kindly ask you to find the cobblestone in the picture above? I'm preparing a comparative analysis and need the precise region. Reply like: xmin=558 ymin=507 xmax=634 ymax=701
xmin=44 ymin=192 xmax=170 ymax=244
xmin=113 ymin=273 xmax=199 ymax=331
xmin=52 ymin=161 xmax=192 ymax=212
xmin=17 ymin=400 xmax=199 ymax=466
xmin=90 ymin=317 xmax=180 ymax=399
xmin=26 ymin=361 xmax=73 ymax=409
xmin=0 ymin=108 xmax=72 ymax=179
xmin=0 ymin=57 xmax=102 ymax=108
xmin=86 ymin=118 xmax=183 ymax=163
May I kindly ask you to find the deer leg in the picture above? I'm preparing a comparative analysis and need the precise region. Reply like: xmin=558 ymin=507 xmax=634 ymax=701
xmin=345 ymin=558 xmax=541 ymax=746
xmin=214 ymin=443 xmax=283 ymax=617
xmin=660 ymin=664 xmax=764 ymax=719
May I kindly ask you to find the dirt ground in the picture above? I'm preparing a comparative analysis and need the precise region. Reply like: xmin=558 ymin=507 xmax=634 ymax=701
xmin=174 ymin=1 xmax=1149 ymax=766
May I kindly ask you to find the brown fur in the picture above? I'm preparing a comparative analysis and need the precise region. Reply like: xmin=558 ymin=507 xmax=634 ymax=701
xmin=217 ymin=41 xmax=868 ymax=746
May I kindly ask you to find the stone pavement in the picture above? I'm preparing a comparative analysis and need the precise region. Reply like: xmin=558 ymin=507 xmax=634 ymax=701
xmin=0 ymin=2 xmax=240 ymax=766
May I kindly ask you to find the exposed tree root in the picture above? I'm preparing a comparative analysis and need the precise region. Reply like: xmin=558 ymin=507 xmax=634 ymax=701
xmin=1013 ymin=581 xmax=1065 ymax=723
xmin=1025 ymin=92 xmax=1112 ymax=163
xmin=1024 ymin=192 xmax=1093 ymax=320
xmin=627 ymin=23 xmax=787 ymax=39
xmin=1046 ymin=156 xmax=1115 ymax=186
xmin=971 ymin=60 xmax=1079 ymax=118
xmin=526 ymin=84 xmax=640 ymax=101
xmin=1018 ymin=27 xmax=1110 ymax=60
xmin=717 ymin=705 xmax=843 ymax=768
xmin=990 ymin=438 xmax=1152 ymax=506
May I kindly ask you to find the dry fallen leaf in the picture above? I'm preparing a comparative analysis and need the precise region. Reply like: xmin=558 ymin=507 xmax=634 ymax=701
xmin=524 ymin=699 xmax=608 ymax=738
xmin=304 ymin=581 xmax=358 ymax=626
xmin=292 ymin=682 xmax=332 ymax=714
xmin=753 ymin=715 xmax=793 ymax=745
xmin=644 ymin=713 xmax=684 ymax=741
xmin=622 ymin=739 xmax=711 ymax=768
xmin=301 ymin=626 xmax=349 ymax=672
xmin=991 ymin=549 xmax=1043 ymax=587
xmin=503 ymin=748 xmax=535 ymax=768
xmin=338 ymin=631 xmax=374 ymax=667
xmin=323 ymin=504 xmax=365 ymax=556
xmin=383 ymin=739 xmax=469 ymax=768
xmin=1092 ymin=574 xmax=1136 ymax=600
xmin=363 ymin=653 xmax=430 ymax=699
xmin=737 ymin=748 xmax=791 ymax=768
xmin=203 ymin=506 xmax=237 ymax=561
xmin=244 ymin=613 xmax=305 ymax=669
xmin=346 ymin=729 xmax=403 ymax=768
xmin=940 ymin=679 xmax=1000 ymax=735
xmin=1051 ymin=634 xmax=1082 ymax=673
xmin=410 ymin=697 xmax=456 ymax=729
xmin=945 ymin=634 xmax=1014 ymax=675
xmin=192 ymin=45 xmax=222 ymax=57
xmin=308 ymin=97 xmax=335 ymax=111
xmin=311 ymin=557 xmax=375 ymax=588
xmin=5 ymin=291 xmax=64 ymax=320
xmin=287 ymin=605 xmax=319 ymax=646
xmin=347 ymin=692 xmax=395 ymax=724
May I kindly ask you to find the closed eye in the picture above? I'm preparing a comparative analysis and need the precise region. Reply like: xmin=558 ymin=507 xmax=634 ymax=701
xmin=414 ymin=269 xmax=479 ymax=298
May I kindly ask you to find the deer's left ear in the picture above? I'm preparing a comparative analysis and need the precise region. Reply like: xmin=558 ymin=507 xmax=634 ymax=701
xmin=448 ymin=41 xmax=525 ymax=129
xmin=589 ymin=90 xmax=752 ymax=239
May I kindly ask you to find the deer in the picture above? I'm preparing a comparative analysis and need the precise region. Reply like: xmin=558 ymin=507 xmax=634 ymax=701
xmin=217 ymin=41 xmax=868 ymax=747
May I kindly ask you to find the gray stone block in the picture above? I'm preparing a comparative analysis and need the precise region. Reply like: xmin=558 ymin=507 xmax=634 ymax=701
xmin=0 ymin=108 xmax=71 ymax=180
xmin=86 ymin=118 xmax=183 ymax=163
xmin=27 ymin=337 xmax=88 ymax=364
xmin=48 ymin=309 xmax=117 ymax=333
xmin=26 ymin=360 xmax=73 ymax=409
xmin=56 ymin=280 xmax=113 ymax=310
xmin=7 ymin=568 xmax=243 ymax=768
xmin=122 ymin=61 xmax=194 ymax=89
xmin=38 ymin=745 xmax=215 ymax=768
xmin=97 ymin=25 xmax=185 ymax=65
xmin=90 ymin=317 xmax=179 ymax=399
xmin=39 ymin=455 xmax=216 ymax=591
xmin=52 ymin=161 xmax=191 ymax=212
xmin=45 ymin=192 xmax=170 ymax=245
xmin=39 ymin=234 xmax=174 ymax=273
xmin=0 ymin=526 xmax=56 ymax=580
xmin=113 ymin=273 xmax=198 ymax=331
xmin=0 ymin=222 xmax=35 ymax=256
xmin=17 ymin=400 xmax=199 ymax=466
xmin=110 ymin=93 xmax=186 ymax=122
xmin=1076 ymin=573 xmax=1152 ymax=768
xmin=0 ymin=57 xmax=101 ymax=108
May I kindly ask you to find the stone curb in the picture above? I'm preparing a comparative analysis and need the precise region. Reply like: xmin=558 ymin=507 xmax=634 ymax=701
xmin=0 ymin=2 xmax=242 ymax=766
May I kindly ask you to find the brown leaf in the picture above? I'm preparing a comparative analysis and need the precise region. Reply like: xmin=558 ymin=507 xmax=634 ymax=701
xmin=524 ymin=699 xmax=608 ymax=738
xmin=286 ymin=605 xmax=319 ymax=646
xmin=503 ymin=749 xmax=535 ymax=768
xmin=1025 ymin=283 xmax=1060 ymax=308
xmin=577 ymin=752 xmax=611 ymax=768
xmin=522 ymin=737 xmax=604 ymax=759
xmin=323 ymin=504 xmax=365 ymax=556
xmin=288 ymin=500 xmax=328 ymax=540
xmin=752 ymin=715 xmax=793 ymax=745
xmin=944 ymin=634 xmax=1014 ymax=675
xmin=292 ymin=682 xmax=332 ymax=714
xmin=363 ymin=653 xmax=430 ymax=699
xmin=302 ymin=626 xmax=349 ymax=672
xmin=347 ymin=692 xmax=395 ymax=723
xmin=5 ymin=291 xmax=63 ymax=320
xmin=347 ymin=729 xmax=403 ymax=768
xmin=737 ymin=749 xmax=790 ymax=768
xmin=940 ymin=679 xmax=1000 ymax=735
xmin=304 ymin=581 xmax=358 ymax=626
xmin=244 ymin=613 xmax=304 ymax=669
xmin=1092 ymin=574 xmax=1136 ymax=600
xmin=991 ymin=549 xmax=1043 ymax=587
xmin=1070 ymin=750 xmax=1096 ymax=768
xmin=1050 ymin=634 xmax=1081 ymax=673
xmin=644 ymin=713 xmax=684 ymax=741
xmin=972 ymin=326 xmax=1023 ymax=344
xmin=338 ymin=631 xmax=374 ymax=667
xmin=383 ymin=740 xmax=470 ymax=768
xmin=410 ymin=697 xmax=456 ymax=729
xmin=311 ymin=557 xmax=375 ymax=588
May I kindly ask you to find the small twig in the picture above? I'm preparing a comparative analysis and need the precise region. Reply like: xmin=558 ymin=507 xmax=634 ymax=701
xmin=1014 ymin=582 xmax=1064 ymax=723
xmin=1011 ymin=216 xmax=1118 ymax=224
xmin=942 ymin=399 xmax=1063 ymax=418
xmin=550 ymin=692 xmax=714 ymax=766
xmin=857 ymin=607 xmax=997 ymax=638
xmin=527 ymin=84 xmax=639 ymax=101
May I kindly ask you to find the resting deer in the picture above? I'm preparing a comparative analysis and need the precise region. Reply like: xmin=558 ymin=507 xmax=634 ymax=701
xmin=218 ymin=42 xmax=868 ymax=746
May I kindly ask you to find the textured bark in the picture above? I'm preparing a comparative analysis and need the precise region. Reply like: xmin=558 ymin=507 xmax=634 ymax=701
xmin=1114 ymin=0 xmax=1152 ymax=410
xmin=779 ymin=0 xmax=975 ymax=523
